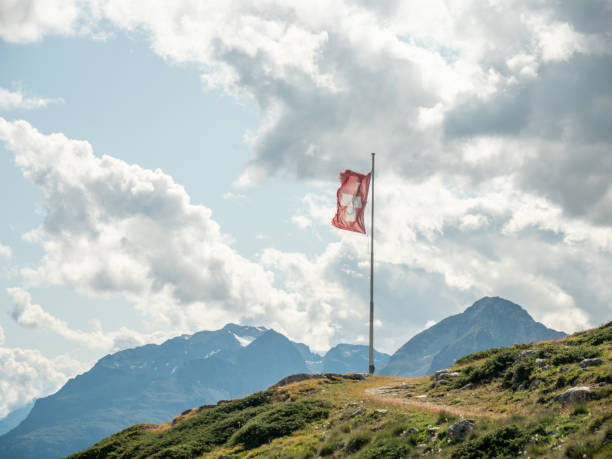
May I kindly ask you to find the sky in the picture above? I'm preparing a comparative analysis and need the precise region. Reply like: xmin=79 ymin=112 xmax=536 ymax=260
xmin=1 ymin=0 xmax=611 ymax=418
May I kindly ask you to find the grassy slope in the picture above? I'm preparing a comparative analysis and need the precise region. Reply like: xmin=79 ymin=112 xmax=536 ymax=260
xmin=70 ymin=322 xmax=612 ymax=458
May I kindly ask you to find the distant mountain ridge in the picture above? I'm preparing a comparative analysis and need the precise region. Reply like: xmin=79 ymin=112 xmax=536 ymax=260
xmin=0 ymin=324 xmax=389 ymax=459
xmin=380 ymin=296 xmax=566 ymax=377
xmin=0 ymin=402 xmax=34 ymax=437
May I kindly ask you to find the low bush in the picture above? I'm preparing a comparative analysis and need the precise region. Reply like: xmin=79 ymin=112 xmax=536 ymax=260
xmin=230 ymin=399 xmax=330 ymax=449
xmin=454 ymin=425 xmax=527 ymax=459
xmin=358 ymin=437 xmax=413 ymax=458
xmin=455 ymin=347 xmax=508 ymax=365
xmin=436 ymin=411 xmax=459 ymax=425
xmin=345 ymin=430 xmax=371 ymax=453
xmin=571 ymin=404 xmax=588 ymax=416
xmin=567 ymin=321 xmax=612 ymax=346
xmin=503 ymin=360 xmax=534 ymax=389
xmin=455 ymin=348 xmax=520 ymax=387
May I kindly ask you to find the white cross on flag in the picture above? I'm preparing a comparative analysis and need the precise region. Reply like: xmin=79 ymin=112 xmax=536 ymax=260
xmin=331 ymin=169 xmax=371 ymax=234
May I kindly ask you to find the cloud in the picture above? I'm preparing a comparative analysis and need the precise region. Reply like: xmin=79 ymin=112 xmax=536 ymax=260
xmin=0 ymin=242 xmax=11 ymax=260
xmin=0 ymin=0 xmax=82 ymax=43
xmin=0 ymin=118 xmax=363 ymax=351
xmin=0 ymin=346 xmax=86 ymax=418
xmin=298 ymin=172 xmax=612 ymax=335
xmin=85 ymin=0 xmax=612 ymax=230
xmin=291 ymin=215 xmax=311 ymax=229
xmin=1 ymin=1 xmax=611 ymax=350
xmin=0 ymin=325 xmax=4 ymax=345
xmin=6 ymin=287 xmax=173 ymax=352
xmin=0 ymin=87 xmax=64 ymax=111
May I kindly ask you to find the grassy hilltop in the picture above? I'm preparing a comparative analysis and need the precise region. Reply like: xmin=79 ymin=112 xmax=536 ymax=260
xmin=70 ymin=322 xmax=611 ymax=458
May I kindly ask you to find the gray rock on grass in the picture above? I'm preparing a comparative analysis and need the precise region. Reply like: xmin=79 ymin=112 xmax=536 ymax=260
xmin=580 ymin=358 xmax=604 ymax=368
xmin=556 ymin=386 xmax=591 ymax=405
xmin=449 ymin=419 xmax=475 ymax=440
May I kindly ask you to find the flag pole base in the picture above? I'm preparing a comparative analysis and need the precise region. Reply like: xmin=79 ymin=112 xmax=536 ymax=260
xmin=369 ymin=364 xmax=375 ymax=376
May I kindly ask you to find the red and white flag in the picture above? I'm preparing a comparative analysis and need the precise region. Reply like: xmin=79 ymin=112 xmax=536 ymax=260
xmin=332 ymin=169 xmax=371 ymax=234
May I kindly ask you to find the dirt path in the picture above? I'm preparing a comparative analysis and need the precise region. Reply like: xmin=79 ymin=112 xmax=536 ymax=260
xmin=363 ymin=384 xmax=506 ymax=420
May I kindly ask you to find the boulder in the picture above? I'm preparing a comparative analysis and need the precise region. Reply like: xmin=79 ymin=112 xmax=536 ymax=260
xmin=535 ymin=358 xmax=548 ymax=368
xmin=448 ymin=419 xmax=475 ymax=440
xmin=555 ymin=386 xmax=591 ymax=405
xmin=435 ymin=370 xmax=460 ymax=381
xmin=580 ymin=358 xmax=604 ymax=368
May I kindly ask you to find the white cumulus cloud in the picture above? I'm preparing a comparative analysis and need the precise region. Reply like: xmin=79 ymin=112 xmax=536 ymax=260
xmin=0 ymin=87 xmax=64 ymax=111
xmin=0 ymin=0 xmax=82 ymax=43
xmin=6 ymin=287 xmax=173 ymax=352
xmin=0 ymin=118 xmax=361 ymax=351
xmin=0 ymin=346 xmax=86 ymax=418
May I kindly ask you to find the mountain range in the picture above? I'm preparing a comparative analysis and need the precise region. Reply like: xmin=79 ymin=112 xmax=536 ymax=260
xmin=0 ymin=324 xmax=389 ymax=459
xmin=0 ymin=296 xmax=567 ymax=458
xmin=68 ymin=320 xmax=612 ymax=458
xmin=381 ymin=296 xmax=566 ymax=377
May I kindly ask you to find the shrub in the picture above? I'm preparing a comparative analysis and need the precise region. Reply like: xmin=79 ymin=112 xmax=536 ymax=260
xmin=551 ymin=346 xmax=600 ymax=365
xmin=345 ymin=431 xmax=371 ymax=453
xmin=455 ymin=348 xmax=520 ymax=387
xmin=455 ymin=347 xmax=509 ymax=365
xmin=571 ymin=404 xmax=588 ymax=416
xmin=503 ymin=360 xmax=534 ymax=389
xmin=436 ymin=411 xmax=459 ymax=425
xmin=454 ymin=425 xmax=527 ymax=459
xmin=230 ymin=399 xmax=330 ymax=449
xmin=318 ymin=442 xmax=337 ymax=456
xmin=567 ymin=321 xmax=612 ymax=346
xmin=358 ymin=437 xmax=413 ymax=458
xmin=588 ymin=412 xmax=612 ymax=432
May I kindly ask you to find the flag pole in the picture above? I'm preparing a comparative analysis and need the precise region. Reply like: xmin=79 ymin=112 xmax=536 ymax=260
xmin=369 ymin=152 xmax=375 ymax=376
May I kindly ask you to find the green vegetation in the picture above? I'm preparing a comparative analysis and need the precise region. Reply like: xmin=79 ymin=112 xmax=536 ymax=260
xmin=68 ymin=392 xmax=328 ymax=458
xmin=71 ymin=322 xmax=612 ymax=458
xmin=455 ymin=425 xmax=527 ymax=458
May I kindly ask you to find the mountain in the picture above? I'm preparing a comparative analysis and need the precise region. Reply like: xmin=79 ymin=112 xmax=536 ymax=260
xmin=70 ymin=321 xmax=612 ymax=458
xmin=0 ymin=402 xmax=34 ymax=436
xmin=0 ymin=324 xmax=388 ymax=459
xmin=380 ymin=296 xmax=566 ymax=377
xmin=322 ymin=343 xmax=390 ymax=373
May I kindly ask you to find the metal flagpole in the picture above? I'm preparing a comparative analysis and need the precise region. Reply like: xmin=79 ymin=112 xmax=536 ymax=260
xmin=369 ymin=153 xmax=375 ymax=376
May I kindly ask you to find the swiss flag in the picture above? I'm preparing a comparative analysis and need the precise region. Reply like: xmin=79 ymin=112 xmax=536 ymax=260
xmin=332 ymin=169 xmax=371 ymax=234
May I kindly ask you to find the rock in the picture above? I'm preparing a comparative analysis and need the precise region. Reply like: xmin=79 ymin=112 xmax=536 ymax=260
xmin=404 ymin=427 xmax=419 ymax=435
xmin=460 ymin=383 xmax=474 ymax=390
xmin=346 ymin=402 xmax=359 ymax=408
xmin=580 ymin=358 xmax=604 ymax=368
xmin=535 ymin=358 xmax=548 ymax=367
xmin=374 ymin=409 xmax=387 ymax=414
xmin=555 ymin=386 xmax=591 ymax=405
xmin=515 ymin=350 xmax=536 ymax=363
xmin=435 ymin=370 xmax=460 ymax=381
xmin=448 ymin=419 xmax=475 ymax=440
xmin=349 ymin=407 xmax=364 ymax=418
xmin=559 ymin=366 xmax=569 ymax=373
